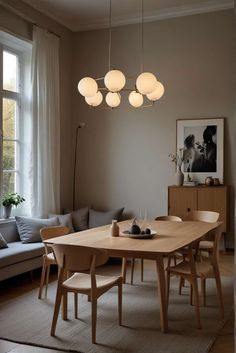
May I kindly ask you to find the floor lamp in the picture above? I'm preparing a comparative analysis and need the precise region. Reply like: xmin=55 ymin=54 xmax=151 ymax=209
xmin=72 ymin=122 xmax=85 ymax=210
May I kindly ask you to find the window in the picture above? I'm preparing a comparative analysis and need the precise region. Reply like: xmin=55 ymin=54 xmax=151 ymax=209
xmin=2 ymin=51 xmax=20 ymax=196
xmin=0 ymin=31 xmax=32 ymax=217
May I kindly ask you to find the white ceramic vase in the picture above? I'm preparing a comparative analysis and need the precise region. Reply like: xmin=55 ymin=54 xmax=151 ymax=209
xmin=176 ymin=164 xmax=184 ymax=186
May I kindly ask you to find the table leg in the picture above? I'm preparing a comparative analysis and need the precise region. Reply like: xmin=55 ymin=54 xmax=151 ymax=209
xmin=156 ymin=255 xmax=168 ymax=333
xmin=62 ymin=271 xmax=69 ymax=320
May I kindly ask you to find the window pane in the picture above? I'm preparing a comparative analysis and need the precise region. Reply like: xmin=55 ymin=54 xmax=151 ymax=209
xmin=3 ymin=51 xmax=18 ymax=92
xmin=2 ymin=172 xmax=15 ymax=195
xmin=3 ymin=98 xmax=16 ymax=139
xmin=3 ymin=141 xmax=15 ymax=170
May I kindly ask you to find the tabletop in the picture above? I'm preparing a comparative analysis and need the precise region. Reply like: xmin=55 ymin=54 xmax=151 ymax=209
xmin=45 ymin=219 xmax=221 ymax=259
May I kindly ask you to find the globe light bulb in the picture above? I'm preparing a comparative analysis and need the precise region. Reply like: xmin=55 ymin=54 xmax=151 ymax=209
xmin=136 ymin=72 xmax=157 ymax=95
xmin=105 ymin=92 xmax=121 ymax=108
xmin=78 ymin=77 xmax=98 ymax=97
xmin=128 ymin=91 xmax=143 ymax=108
xmin=85 ymin=91 xmax=103 ymax=107
xmin=104 ymin=70 xmax=126 ymax=92
xmin=146 ymin=81 xmax=165 ymax=101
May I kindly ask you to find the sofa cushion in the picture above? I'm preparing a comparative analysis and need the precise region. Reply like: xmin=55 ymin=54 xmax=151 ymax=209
xmin=0 ymin=233 xmax=8 ymax=249
xmin=64 ymin=207 xmax=89 ymax=231
xmin=0 ymin=241 xmax=45 ymax=269
xmin=89 ymin=208 xmax=124 ymax=229
xmin=48 ymin=213 xmax=74 ymax=233
xmin=15 ymin=216 xmax=59 ymax=244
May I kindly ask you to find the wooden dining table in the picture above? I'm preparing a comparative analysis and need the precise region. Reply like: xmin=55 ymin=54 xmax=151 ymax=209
xmin=45 ymin=219 xmax=222 ymax=333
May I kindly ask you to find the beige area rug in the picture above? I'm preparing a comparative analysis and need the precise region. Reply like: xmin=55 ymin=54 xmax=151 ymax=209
xmin=0 ymin=264 xmax=233 ymax=353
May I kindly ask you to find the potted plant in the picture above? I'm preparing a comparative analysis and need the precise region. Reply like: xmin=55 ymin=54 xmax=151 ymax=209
xmin=2 ymin=192 xmax=25 ymax=219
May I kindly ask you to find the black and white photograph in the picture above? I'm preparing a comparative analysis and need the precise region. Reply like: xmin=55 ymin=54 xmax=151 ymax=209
xmin=177 ymin=118 xmax=224 ymax=183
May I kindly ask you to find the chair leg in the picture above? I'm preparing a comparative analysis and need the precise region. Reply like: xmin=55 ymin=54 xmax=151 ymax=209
xmin=91 ymin=299 xmax=97 ymax=344
xmin=201 ymin=278 xmax=206 ymax=307
xmin=38 ymin=257 xmax=47 ymax=299
xmin=191 ymin=278 xmax=201 ymax=329
xmin=174 ymin=256 xmax=177 ymax=266
xmin=179 ymin=277 xmax=184 ymax=295
xmin=141 ymin=258 xmax=144 ymax=282
xmin=74 ymin=293 xmax=78 ymax=319
xmin=213 ymin=265 xmax=224 ymax=319
xmin=167 ymin=255 xmax=171 ymax=268
xmin=45 ymin=264 xmax=51 ymax=298
xmin=118 ymin=281 xmax=122 ymax=326
xmin=50 ymin=288 xmax=63 ymax=336
xmin=190 ymin=283 xmax=193 ymax=305
xmin=121 ymin=258 xmax=127 ymax=284
xmin=131 ymin=259 xmax=135 ymax=285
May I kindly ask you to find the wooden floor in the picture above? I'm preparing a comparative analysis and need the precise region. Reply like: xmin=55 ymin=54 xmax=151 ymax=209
xmin=0 ymin=252 xmax=234 ymax=353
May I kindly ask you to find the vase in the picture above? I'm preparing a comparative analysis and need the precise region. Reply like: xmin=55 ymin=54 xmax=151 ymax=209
xmin=176 ymin=165 xmax=184 ymax=186
xmin=110 ymin=219 xmax=119 ymax=237
xmin=3 ymin=205 xmax=12 ymax=219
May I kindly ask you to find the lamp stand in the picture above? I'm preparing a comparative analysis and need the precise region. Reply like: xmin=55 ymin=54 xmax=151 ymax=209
xmin=72 ymin=123 xmax=85 ymax=210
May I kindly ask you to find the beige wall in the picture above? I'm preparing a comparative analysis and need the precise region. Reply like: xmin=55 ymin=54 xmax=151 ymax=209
xmin=72 ymin=10 xmax=235 ymax=247
xmin=0 ymin=0 xmax=74 ymax=209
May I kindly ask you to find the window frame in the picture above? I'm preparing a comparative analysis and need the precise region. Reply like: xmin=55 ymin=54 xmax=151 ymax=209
xmin=0 ymin=44 xmax=22 ymax=198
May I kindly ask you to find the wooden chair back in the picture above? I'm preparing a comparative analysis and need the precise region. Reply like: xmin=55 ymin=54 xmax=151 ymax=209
xmin=52 ymin=244 xmax=109 ymax=273
xmin=40 ymin=226 xmax=70 ymax=240
xmin=155 ymin=215 xmax=182 ymax=222
xmin=40 ymin=226 xmax=70 ymax=255
xmin=185 ymin=210 xmax=219 ymax=223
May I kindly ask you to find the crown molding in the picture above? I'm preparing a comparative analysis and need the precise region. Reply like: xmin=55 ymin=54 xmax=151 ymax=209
xmin=73 ymin=0 xmax=234 ymax=32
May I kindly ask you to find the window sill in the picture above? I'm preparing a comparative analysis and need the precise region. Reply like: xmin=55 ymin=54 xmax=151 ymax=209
xmin=0 ymin=217 xmax=15 ymax=224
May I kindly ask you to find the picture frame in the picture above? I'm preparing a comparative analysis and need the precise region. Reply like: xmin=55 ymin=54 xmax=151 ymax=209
xmin=176 ymin=118 xmax=224 ymax=184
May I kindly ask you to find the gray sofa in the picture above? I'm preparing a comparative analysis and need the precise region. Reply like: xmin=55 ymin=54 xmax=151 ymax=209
xmin=0 ymin=207 xmax=124 ymax=282
xmin=0 ymin=220 xmax=44 ymax=281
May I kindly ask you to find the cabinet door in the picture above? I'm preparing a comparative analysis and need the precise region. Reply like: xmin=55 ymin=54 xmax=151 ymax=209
xmin=168 ymin=187 xmax=197 ymax=220
xmin=197 ymin=187 xmax=228 ymax=232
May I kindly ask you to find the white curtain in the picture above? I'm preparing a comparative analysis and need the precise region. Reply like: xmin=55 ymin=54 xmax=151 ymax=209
xmin=30 ymin=26 xmax=60 ymax=217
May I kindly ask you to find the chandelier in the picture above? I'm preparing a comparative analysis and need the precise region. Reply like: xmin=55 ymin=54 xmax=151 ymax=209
xmin=77 ymin=0 xmax=165 ymax=108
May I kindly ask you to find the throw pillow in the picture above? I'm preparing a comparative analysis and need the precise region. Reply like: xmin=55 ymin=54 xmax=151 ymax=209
xmin=48 ymin=213 xmax=74 ymax=233
xmin=64 ymin=207 xmax=89 ymax=231
xmin=89 ymin=207 xmax=124 ymax=229
xmin=15 ymin=216 xmax=59 ymax=244
xmin=0 ymin=233 xmax=8 ymax=249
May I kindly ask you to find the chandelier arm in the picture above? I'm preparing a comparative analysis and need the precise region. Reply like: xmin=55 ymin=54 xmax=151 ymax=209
xmin=141 ymin=0 xmax=144 ymax=73
xmin=108 ymin=0 xmax=112 ymax=71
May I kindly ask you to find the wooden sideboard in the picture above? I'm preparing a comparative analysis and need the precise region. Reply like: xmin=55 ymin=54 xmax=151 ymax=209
xmin=168 ymin=185 xmax=229 ymax=233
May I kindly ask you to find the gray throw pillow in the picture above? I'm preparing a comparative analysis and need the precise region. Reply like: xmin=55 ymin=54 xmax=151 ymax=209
xmin=64 ymin=207 xmax=89 ymax=231
xmin=89 ymin=208 xmax=124 ymax=229
xmin=15 ymin=216 xmax=59 ymax=243
xmin=0 ymin=233 xmax=8 ymax=249
xmin=48 ymin=213 xmax=74 ymax=233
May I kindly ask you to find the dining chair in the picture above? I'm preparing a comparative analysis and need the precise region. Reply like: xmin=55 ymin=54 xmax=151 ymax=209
xmin=38 ymin=226 xmax=70 ymax=299
xmin=50 ymin=244 xmax=123 ymax=344
xmin=177 ymin=210 xmax=220 ymax=295
xmin=185 ymin=210 xmax=220 ymax=257
xmin=123 ymin=215 xmax=182 ymax=285
xmin=166 ymin=224 xmax=224 ymax=328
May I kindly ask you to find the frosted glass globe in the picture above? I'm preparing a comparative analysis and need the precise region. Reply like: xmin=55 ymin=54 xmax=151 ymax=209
xmin=146 ymin=81 xmax=165 ymax=101
xmin=105 ymin=92 xmax=121 ymax=108
xmin=128 ymin=91 xmax=143 ymax=108
xmin=85 ymin=91 xmax=103 ymax=107
xmin=136 ymin=72 xmax=157 ymax=95
xmin=77 ymin=77 xmax=98 ymax=97
xmin=104 ymin=70 xmax=126 ymax=92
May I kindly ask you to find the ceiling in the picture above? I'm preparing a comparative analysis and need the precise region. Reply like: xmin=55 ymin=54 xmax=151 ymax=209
xmin=22 ymin=0 xmax=233 ymax=32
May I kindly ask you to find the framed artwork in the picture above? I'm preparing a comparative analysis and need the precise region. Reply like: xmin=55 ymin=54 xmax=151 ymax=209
xmin=176 ymin=118 xmax=224 ymax=184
